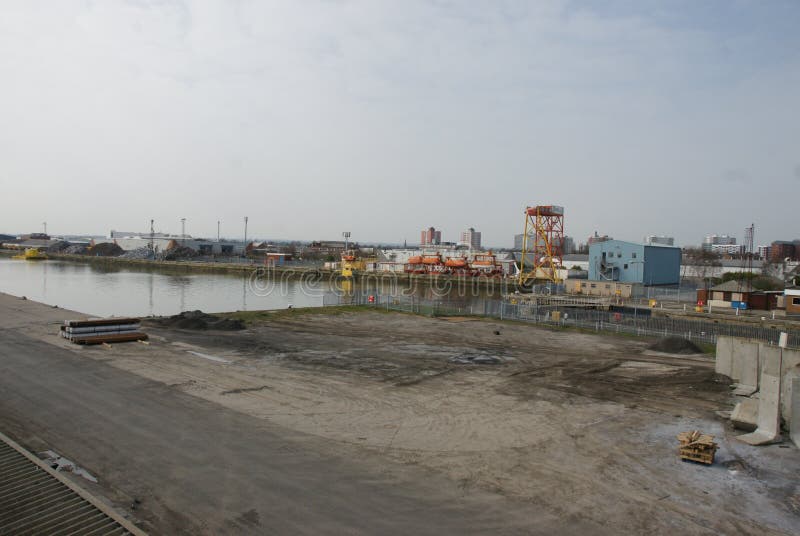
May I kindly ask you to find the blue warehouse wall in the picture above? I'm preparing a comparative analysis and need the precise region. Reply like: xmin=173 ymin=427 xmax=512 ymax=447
xmin=643 ymin=245 xmax=681 ymax=285
xmin=589 ymin=240 xmax=680 ymax=285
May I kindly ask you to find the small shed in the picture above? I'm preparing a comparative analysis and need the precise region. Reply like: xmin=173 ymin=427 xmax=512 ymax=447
xmin=786 ymin=287 xmax=800 ymax=316
xmin=699 ymin=280 xmax=780 ymax=311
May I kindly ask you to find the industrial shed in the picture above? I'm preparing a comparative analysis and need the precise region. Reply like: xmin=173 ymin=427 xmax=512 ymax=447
xmin=589 ymin=240 xmax=681 ymax=285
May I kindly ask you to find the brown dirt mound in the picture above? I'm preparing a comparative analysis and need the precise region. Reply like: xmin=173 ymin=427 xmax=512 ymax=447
xmin=147 ymin=310 xmax=245 ymax=331
xmin=159 ymin=246 xmax=198 ymax=261
xmin=88 ymin=242 xmax=124 ymax=256
xmin=648 ymin=337 xmax=703 ymax=354
xmin=46 ymin=240 xmax=72 ymax=253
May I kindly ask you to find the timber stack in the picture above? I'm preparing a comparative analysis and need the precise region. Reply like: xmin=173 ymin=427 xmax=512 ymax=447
xmin=677 ymin=430 xmax=718 ymax=465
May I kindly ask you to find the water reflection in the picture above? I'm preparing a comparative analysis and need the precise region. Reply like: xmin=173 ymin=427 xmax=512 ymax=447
xmin=0 ymin=258 xmax=504 ymax=318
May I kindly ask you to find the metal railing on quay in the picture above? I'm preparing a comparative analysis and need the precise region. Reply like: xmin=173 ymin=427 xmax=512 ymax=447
xmin=321 ymin=292 xmax=800 ymax=348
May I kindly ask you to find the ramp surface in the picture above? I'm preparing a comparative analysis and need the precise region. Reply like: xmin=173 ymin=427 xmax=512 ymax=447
xmin=0 ymin=432 xmax=143 ymax=535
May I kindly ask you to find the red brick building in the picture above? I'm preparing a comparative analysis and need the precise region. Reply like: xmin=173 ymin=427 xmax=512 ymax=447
xmin=770 ymin=240 xmax=800 ymax=262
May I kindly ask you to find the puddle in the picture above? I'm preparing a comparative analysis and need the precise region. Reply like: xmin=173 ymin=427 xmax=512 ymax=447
xmin=39 ymin=450 xmax=98 ymax=483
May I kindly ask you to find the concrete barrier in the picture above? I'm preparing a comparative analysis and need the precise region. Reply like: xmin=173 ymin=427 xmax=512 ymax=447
xmin=715 ymin=336 xmax=734 ymax=377
xmin=776 ymin=348 xmax=800 ymax=424
xmin=730 ymin=397 xmax=758 ymax=431
xmin=791 ymin=376 xmax=800 ymax=449
xmin=731 ymin=340 xmax=759 ymax=395
xmin=737 ymin=345 xmax=782 ymax=445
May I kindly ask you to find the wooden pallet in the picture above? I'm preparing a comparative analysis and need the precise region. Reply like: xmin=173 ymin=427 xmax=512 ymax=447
xmin=677 ymin=430 xmax=718 ymax=465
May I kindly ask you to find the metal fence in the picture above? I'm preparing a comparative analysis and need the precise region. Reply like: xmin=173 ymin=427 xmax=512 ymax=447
xmin=322 ymin=292 xmax=800 ymax=348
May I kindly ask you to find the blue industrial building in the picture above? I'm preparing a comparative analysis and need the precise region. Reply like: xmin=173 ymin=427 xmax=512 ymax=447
xmin=588 ymin=240 xmax=681 ymax=285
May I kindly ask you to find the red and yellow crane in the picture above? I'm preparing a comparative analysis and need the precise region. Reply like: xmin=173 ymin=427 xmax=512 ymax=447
xmin=518 ymin=205 xmax=565 ymax=286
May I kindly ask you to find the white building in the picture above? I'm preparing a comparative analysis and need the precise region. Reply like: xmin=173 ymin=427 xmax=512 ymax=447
xmin=644 ymin=235 xmax=675 ymax=246
xmin=106 ymin=235 xmax=246 ymax=255
xmin=702 ymin=234 xmax=736 ymax=251
xmin=459 ymin=228 xmax=481 ymax=249
xmin=709 ymin=243 xmax=745 ymax=255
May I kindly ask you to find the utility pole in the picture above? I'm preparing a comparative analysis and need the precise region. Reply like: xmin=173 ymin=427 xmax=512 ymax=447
xmin=244 ymin=216 xmax=248 ymax=256
xmin=217 ymin=220 xmax=221 ymax=242
xmin=181 ymin=218 xmax=186 ymax=244
xmin=149 ymin=219 xmax=155 ymax=258
xmin=343 ymin=231 xmax=351 ymax=251
xmin=43 ymin=222 xmax=47 ymax=236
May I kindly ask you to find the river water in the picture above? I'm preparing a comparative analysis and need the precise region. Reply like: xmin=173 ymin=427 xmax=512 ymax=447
xmin=0 ymin=258 xmax=504 ymax=317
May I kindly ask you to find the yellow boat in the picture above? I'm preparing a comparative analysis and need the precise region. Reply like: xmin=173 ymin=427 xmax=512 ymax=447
xmin=12 ymin=248 xmax=48 ymax=260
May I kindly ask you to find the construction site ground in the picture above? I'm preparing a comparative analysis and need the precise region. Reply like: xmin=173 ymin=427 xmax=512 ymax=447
xmin=1 ymin=293 xmax=799 ymax=535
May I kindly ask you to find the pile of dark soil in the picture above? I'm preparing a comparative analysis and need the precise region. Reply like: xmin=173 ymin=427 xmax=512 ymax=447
xmin=148 ymin=310 xmax=245 ymax=331
xmin=64 ymin=244 xmax=88 ymax=254
xmin=648 ymin=337 xmax=702 ymax=355
xmin=88 ymin=242 xmax=124 ymax=256
xmin=46 ymin=240 xmax=72 ymax=253
xmin=159 ymin=246 xmax=199 ymax=261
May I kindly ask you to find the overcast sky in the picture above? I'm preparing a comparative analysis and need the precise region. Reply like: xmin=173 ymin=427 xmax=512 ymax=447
xmin=1 ymin=1 xmax=798 ymax=247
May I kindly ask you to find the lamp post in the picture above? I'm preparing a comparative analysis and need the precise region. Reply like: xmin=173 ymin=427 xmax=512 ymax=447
xmin=181 ymin=218 xmax=186 ymax=244
xmin=244 ymin=217 xmax=248 ymax=257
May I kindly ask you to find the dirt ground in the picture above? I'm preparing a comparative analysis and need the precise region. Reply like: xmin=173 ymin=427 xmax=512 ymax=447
xmin=8 ymin=298 xmax=800 ymax=534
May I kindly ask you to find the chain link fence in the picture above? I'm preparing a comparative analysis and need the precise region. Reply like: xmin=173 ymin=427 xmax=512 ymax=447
xmin=322 ymin=292 xmax=800 ymax=347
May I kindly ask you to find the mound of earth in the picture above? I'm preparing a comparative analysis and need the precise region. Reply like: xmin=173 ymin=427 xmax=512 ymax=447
xmin=159 ymin=246 xmax=198 ymax=261
xmin=46 ymin=240 xmax=72 ymax=253
xmin=648 ymin=337 xmax=702 ymax=355
xmin=88 ymin=242 xmax=124 ymax=256
xmin=148 ymin=310 xmax=245 ymax=331
xmin=64 ymin=244 xmax=88 ymax=254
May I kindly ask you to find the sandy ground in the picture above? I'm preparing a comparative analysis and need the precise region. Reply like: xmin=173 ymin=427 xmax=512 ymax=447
xmin=3 ymin=293 xmax=800 ymax=534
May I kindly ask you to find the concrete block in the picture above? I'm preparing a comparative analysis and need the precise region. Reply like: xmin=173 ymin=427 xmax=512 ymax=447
xmin=731 ymin=341 xmax=759 ymax=395
xmin=730 ymin=397 xmax=758 ymax=431
xmin=715 ymin=336 xmax=734 ymax=377
xmin=781 ymin=348 xmax=800 ymax=375
xmin=783 ymin=367 xmax=800 ymax=432
xmin=770 ymin=348 xmax=800 ymax=423
xmin=791 ymin=377 xmax=800 ymax=449
xmin=730 ymin=339 xmax=753 ymax=381
xmin=737 ymin=345 xmax=782 ymax=445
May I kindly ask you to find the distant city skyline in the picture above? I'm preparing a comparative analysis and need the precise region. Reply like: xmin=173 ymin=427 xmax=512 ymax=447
xmin=0 ymin=221 xmax=796 ymax=250
xmin=1 ymin=1 xmax=798 ymax=248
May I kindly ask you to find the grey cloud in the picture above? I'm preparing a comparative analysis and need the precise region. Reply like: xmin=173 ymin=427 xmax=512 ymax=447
xmin=721 ymin=169 xmax=751 ymax=184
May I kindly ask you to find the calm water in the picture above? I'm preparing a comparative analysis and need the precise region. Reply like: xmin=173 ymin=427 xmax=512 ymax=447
xmin=0 ymin=258 xmax=503 ymax=317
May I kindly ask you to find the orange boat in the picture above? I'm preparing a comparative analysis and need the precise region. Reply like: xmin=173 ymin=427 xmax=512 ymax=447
xmin=407 ymin=256 xmax=423 ymax=264
xmin=471 ymin=250 xmax=497 ymax=266
xmin=422 ymin=255 xmax=442 ymax=265
xmin=445 ymin=258 xmax=468 ymax=268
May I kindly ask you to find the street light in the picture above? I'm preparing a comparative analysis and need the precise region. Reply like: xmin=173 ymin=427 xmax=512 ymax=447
xmin=244 ymin=217 xmax=248 ymax=257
